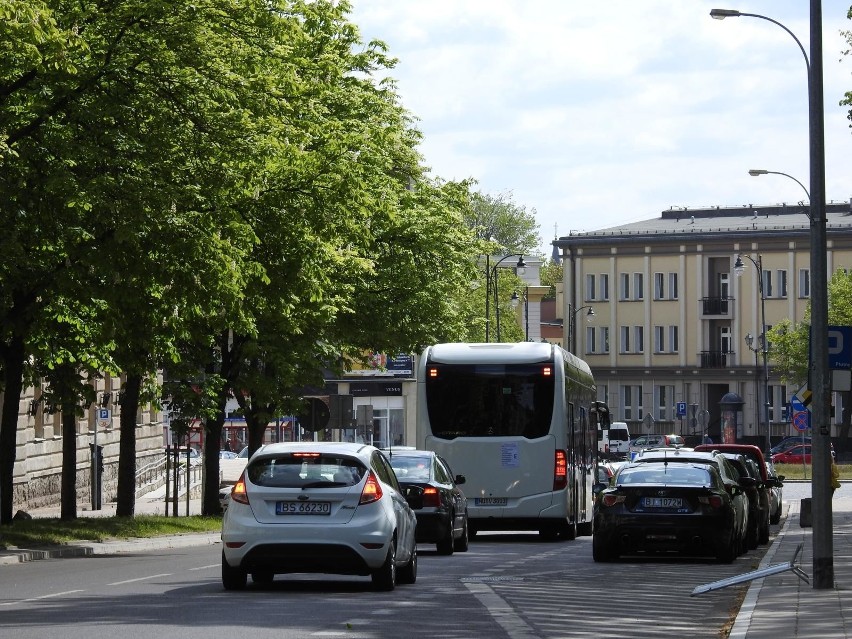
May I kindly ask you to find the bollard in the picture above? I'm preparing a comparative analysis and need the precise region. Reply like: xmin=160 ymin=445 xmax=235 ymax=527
xmin=799 ymin=497 xmax=812 ymax=528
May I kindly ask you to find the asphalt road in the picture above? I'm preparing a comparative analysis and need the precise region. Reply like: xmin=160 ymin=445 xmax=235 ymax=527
xmin=0 ymin=506 xmax=792 ymax=639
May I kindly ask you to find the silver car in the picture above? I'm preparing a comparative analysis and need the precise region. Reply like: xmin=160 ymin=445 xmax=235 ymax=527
xmin=221 ymin=442 xmax=417 ymax=591
xmin=765 ymin=460 xmax=785 ymax=525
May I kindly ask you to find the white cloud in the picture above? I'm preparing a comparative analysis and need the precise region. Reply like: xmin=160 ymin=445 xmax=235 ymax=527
xmin=350 ymin=0 xmax=852 ymax=254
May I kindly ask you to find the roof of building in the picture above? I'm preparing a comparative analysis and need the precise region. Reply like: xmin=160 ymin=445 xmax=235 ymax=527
xmin=552 ymin=202 xmax=852 ymax=249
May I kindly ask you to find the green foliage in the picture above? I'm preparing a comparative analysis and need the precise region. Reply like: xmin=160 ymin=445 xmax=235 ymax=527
xmin=540 ymin=260 xmax=563 ymax=299
xmin=467 ymin=190 xmax=541 ymax=257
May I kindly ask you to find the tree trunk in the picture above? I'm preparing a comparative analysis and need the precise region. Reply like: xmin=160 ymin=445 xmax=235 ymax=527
xmin=115 ymin=374 xmax=142 ymax=517
xmin=202 ymin=415 xmax=224 ymax=515
xmin=0 ymin=335 xmax=26 ymax=525
xmin=60 ymin=403 xmax=78 ymax=520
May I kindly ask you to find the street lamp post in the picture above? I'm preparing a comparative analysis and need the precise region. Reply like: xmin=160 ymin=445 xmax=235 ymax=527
xmin=748 ymin=169 xmax=811 ymax=204
xmin=485 ymin=254 xmax=525 ymax=342
xmin=735 ymin=254 xmax=771 ymax=455
xmin=712 ymin=4 xmax=832 ymax=589
xmin=568 ymin=305 xmax=595 ymax=354
xmin=511 ymin=287 xmax=530 ymax=341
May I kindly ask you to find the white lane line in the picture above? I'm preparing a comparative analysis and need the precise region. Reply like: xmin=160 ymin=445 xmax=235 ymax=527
xmin=188 ymin=564 xmax=219 ymax=571
xmin=463 ymin=581 xmax=539 ymax=639
xmin=107 ymin=573 xmax=172 ymax=586
xmin=0 ymin=589 xmax=86 ymax=607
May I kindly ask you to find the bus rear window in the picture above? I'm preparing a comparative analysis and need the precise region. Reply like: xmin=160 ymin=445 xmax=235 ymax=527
xmin=425 ymin=364 xmax=555 ymax=439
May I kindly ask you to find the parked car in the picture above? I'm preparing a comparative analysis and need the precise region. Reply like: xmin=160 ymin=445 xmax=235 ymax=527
xmin=628 ymin=434 xmax=685 ymax=458
xmin=593 ymin=461 xmax=741 ymax=563
xmin=772 ymin=444 xmax=812 ymax=465
xmin=165 ymin=447 xmax=202 ymax=467
xmin=631 ymin=447 xmax=751 ymax=556
xmin=694 ymin=443 xmax=777 ymax=545
xmin=385 ymin=448 xmax=470 ymax=555
xmin=220 ymin=450 xmax=238 ymax=459
xmin=220 ymin=445 xmax=250 ymax=484
xmin=221 ymin=442 xmax=418 ymax=591
xmin=766 ymin=461 xmax=785 ymax=524
xmin=717 ymin=453 xmax=766 ymax=549
xmin=770 ymin=436 xmax=811 ymax=456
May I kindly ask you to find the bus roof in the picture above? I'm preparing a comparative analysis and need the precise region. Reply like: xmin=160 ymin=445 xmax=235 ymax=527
xmin=426 ymin=342 xmax=555 ymax=364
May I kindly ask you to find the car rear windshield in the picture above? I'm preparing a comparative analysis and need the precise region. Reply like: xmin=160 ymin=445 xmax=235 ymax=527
xmin=618 ymin=465 xmax=712 ymax=486
xmin=390 ymin=456 xmax=432 ymax=481
xmin=247 ymin=454 xmax=366 ymax=488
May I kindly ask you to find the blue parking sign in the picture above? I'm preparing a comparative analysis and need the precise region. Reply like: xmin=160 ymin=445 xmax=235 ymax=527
xmin=676 ymin=402 xmax=686 ymax=417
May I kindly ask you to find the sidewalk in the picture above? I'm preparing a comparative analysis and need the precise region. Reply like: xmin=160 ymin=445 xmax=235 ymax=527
xmin=729 ymin=489 xmax=852 ymax=639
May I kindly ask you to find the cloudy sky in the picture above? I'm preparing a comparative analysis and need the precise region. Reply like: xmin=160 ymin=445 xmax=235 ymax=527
xmin=348 ymin=1 xmax=852 ymax=256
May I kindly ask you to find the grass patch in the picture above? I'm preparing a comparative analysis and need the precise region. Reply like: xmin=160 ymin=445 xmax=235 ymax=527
xmin=774 ymin=462 xmax=852 ymax=481
xmin=0 ymin=515 xmax=222 ymax=548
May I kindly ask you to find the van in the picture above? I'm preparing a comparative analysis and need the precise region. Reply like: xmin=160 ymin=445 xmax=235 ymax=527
xmin=597 ymin=425 xmax=610 ymax=454
xmin=607 ymin=422 xmax=631 ymax=455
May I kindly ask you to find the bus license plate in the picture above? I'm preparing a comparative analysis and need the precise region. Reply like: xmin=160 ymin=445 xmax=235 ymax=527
xmin=276 ymin=501 xmax=331 ymax=515
xmin=475 ymin=497 xmax=508 ymax=506
xmin=642 ymin=497 xmax=682 ymax=508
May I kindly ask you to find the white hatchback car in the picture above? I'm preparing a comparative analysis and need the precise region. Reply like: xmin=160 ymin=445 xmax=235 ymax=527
xmin=221 ymin=442 xmax=418 ymax=591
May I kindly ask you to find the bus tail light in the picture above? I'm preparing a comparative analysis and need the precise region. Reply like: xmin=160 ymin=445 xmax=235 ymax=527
xmin=359 ymin=471 xmax=384 ymax=505
xmin=553 ymin=450 xmax=568 ymax=490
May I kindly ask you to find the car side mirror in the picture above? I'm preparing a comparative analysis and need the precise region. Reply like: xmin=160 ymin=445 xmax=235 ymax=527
xmin=777 ymin=475 xmax=786 ymax=483
xmin=739 ymin=477 xmax=757 ymax=489
xmin=455 ymin=474 xmax=466 ymax=485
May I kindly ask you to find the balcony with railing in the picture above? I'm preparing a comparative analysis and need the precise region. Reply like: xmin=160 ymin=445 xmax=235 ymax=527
xmin=700 ymin=350 xmax=733 ymax=368
xmin=701 ymin=296 xmax=733 ymax=316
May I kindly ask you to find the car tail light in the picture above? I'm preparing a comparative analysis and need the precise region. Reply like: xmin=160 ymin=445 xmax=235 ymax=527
xmin=601 ymin=494 xmax=626 ymax=507
xmin=422 ymin=486 xmax=441 ymax=508
xmin=231 ymin=472 xmax=250 ymax=505
xmin=553 ymin=450 xmax=568 ymax=490
xmin=359 ymin=471 xmax=384 ymax=505
xmin=699 ymin=495 xmax=724 ymax=509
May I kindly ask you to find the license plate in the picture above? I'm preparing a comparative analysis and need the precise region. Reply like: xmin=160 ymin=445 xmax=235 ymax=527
xmin=475 ymin=497 xmax=508 ymax=506
xmin=276 ymin=501 xmax=331 ymax=515
xmin=642 ymin=497 xmax=682 ymax=508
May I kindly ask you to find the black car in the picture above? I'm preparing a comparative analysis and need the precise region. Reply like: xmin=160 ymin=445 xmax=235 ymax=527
xmin=386 ymin=449 xmax=469 ymax=555
xmin=593 ymin=461 xmax=739 ymax=563
xmin=719 ymin=453 xmax=768 ymax=549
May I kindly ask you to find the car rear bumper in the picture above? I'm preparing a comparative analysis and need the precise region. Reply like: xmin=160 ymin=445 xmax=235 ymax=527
xmin=595 ymin=513 xmax=733 ymax=554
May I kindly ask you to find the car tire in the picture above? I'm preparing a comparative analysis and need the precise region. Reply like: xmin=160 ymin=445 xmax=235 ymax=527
xmin=252 ymin=571 xmax=274 ymax=586
xmin=454 ymin=516 xmax=470 ymax=552
xmin=716 ymin=534 xmax=737 ymax=564
xmin=559 ymin=520 xmax=577 ymax=541
xmin=372 ymin=543 xmax=396 ymax=591
xmin=746 ymin=521 xmax=758 ymax=550
xmin=221 ymin=551 xmax=247 ymax=590
xmin=436 ymin=516 xmax=455 ymax=555
xmin=759 ymin=516 xmax=770 ymax=545
xmin=770 ymin=503 xmax=781 ymax=525
xmin=398 ymin=544 xmax=417 ymax=585
xmin=592 ymin=534 xmax=616 ymax=562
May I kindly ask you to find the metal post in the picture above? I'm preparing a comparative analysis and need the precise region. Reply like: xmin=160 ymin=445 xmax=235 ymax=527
xmin=524 ymin=286 xmax=529 ymax=341
xmin=484 ymin=255 xmax=491 ymax=342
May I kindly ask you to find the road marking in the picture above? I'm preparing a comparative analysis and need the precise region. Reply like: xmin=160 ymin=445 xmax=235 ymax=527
xmin=188 ymin=564 xmax=219 ymax=571
xmin=463 ymin=581 xmax=539 ymax=639
xmin=0 ymin=589 xmax=86 ymax=607
xmin=107 ymin=573 xmax=172 ymax=586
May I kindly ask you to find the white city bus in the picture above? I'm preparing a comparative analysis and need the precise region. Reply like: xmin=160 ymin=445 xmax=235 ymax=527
xmin=416 ymin=342 xmax=606 ymax=540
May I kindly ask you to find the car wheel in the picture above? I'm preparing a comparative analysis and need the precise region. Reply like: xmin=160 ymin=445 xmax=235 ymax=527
xmin=746 ymin=521 xmax=758 ymax=550
xmin=398 ymin=544 xmax=417 ymax=584
xmin=770 ymin=503 xmax=781 ymax=525
xmin=759 ymin=515 xmax=770 ymax=545
xmin=371 ymin=543 xmax=396 ymax=591
xmin=592 ymin=534 xmax=616 ymax=562
xmin=559 ymin=520 xmax=577 ymax=541
xmin=251 ymin=571 xmax=274 ymax=586
xmin=454 ymin=515 xmax=470 ymax=552
xmin=436 ymin=516 xmax=455 ymax=555
xmin=221 ymin=551 xmax=247 ymax=590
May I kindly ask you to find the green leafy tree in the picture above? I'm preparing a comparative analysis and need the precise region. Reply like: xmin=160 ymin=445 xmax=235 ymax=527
xmin=467 ymin=191 xmax=541 ymax=255
xmin=767 ymin=268 xmax=852 ymax=453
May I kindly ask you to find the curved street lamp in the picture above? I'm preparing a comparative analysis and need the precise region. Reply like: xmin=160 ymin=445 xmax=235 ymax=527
xmin=484 ymin=254 xmax=525 ymax=342
xmin=734 ymin=254 xmax=770 ymax=456
xmin=748 ymin=169 xmax=811 ymax=213
xmin=568 ymin=305 xmax=595 ymax=354
xmin=712 ymin=6 xmax=832 ymax=589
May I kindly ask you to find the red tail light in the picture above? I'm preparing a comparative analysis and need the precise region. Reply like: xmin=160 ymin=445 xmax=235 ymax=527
xmin=231 ymin=471 xmax=250 ymax=505
xmin=601 ymin=494 xmax=626 ymax=507
xmin=553 ymin=449 xmax=568 ymax=490
xmin=359 ymin=471 xmax=384 ymax=505
xmin=699 ymin=495 xmax=724 ymax=509
xmin=422 ymin=486 xmax=441 ymax=508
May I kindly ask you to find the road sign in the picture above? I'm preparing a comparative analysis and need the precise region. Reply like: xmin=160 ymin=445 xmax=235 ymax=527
xmin=828 ymin=326 xmax=852 ymax=369
xmin=792 ymin=410 xmax=811 ymax=432
xmin=790 ymin=395 xmax=806 ymax=413
xmin=97 ymin=408 xmax=111 ymax=429
xmin=676 ymin=402 xmax=686 ymax=417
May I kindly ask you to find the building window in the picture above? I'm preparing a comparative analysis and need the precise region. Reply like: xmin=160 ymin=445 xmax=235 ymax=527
xmin=654 ymin=272 xmax=665 ymax=300
xmin=654 ymin=325 xmax=664 ymax=353
xmin=762 ymin=269 xmax=773 ymax=298
xmin=633 ymin=273 xmax=644 ymax=300
xmin=586 ymin=326 xmax=596 ymax=354
xmin=620 ymin=326 xmax=630 ymax=353
xmin=799 ymin=269 xmax=810 ymax=298
xmin=669 ymin=326 xmax=679 ymax=353
xmin=634 ymin=326 xmax=644 ymax=353
xmin=778 ymin=270 xmax=788 ymax=298
xmin=601 ymin=326 xmax=610 ymax=353
xmin=600 ymin=274 xmax=610 ymax=301
xmin=654 ymin=385 xmax=674 ymax=421
xmin=669 ymin=272 xmax=679 ymax=300
xmin=620 ymin=273 xmax=630 ymax=300
xmin=585 ymin=274 xmax=596 ymax=301
xmin=621 ymin=385 xmax=642 ymax=421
